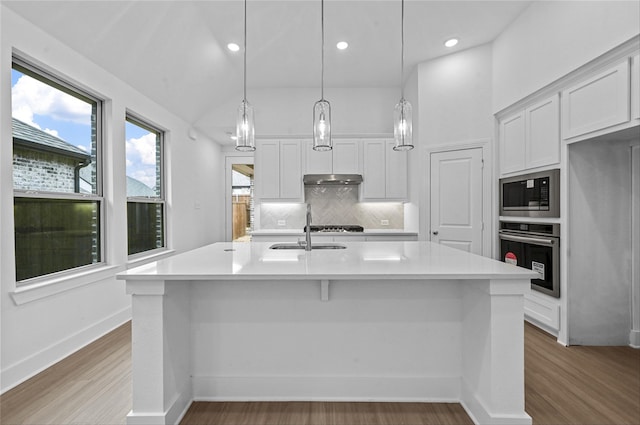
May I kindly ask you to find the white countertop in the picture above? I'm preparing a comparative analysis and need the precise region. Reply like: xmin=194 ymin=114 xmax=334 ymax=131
xmin=118 ymin=241 xmax=537 ymax=281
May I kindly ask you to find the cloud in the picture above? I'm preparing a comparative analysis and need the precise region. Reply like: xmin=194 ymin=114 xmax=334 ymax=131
xmin=12 ymin=74 xmax=91 ymax=126
xmin=44 ymin=128 xmax=60 ymax=138
xmin=126 ymin=133 xmax=158 ymax=189
xmin=127 ymin=133 xmax=157 ymax=165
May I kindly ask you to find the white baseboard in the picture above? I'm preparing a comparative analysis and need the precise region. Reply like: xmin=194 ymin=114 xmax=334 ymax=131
xmin=0 ymin=306 xmax=131 ymax=394
xmin=460 ymin=379 xmax=532 ymax=425
xmin=630 ymin=329 xmax=640 ymax=348
xmin=127 ymin=383 xmax=192 ymax=425
xmin=192 ymin=375 xmax=461 ymax=402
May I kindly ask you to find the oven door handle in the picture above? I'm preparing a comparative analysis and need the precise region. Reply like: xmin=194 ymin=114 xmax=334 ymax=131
xmin=499 ymin=233 xmax=556 ymax=246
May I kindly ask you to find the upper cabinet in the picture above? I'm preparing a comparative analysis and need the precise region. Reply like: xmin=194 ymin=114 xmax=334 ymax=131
xmin=632 ymin=54 xmax=640 ymax=122
xmin=255 ymin=140 xmax=303 ymax=202
xmin=361 ymin=139 xmax=408 ymax=201
xmin=500 ymin=94 xmax=560 ymax=175
xmin=526 ymin=95 xmax=561 ymax=169
xmin=305 ymin=139 xmax=360 ymax=175
xmin=562 ymin=59 xmax=631 ymax=141
xmin=500 ymin=111 xmax=526 ymax=174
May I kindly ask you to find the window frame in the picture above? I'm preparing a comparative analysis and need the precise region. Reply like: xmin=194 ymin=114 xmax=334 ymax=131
xmin=12 ymin=57 xmax=106 ymax=286
xmin=125 ymin=113 xmax=167 ymax=259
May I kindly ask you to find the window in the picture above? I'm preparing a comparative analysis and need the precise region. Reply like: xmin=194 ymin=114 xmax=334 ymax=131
xmin=11 ymin=59 xmax=103 ymax=282
xmin=125 ymin=115 xmax=165 ymax=256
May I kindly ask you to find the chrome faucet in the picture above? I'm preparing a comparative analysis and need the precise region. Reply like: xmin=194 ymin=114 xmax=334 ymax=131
xmin=305 ymin=203 xmax=312 ymax=251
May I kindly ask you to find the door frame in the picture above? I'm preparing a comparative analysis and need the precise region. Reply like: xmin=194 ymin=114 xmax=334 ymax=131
xmin=224 ymin=154 xmax=255 ymax=242
xmin=422 ymin=139 xmax=492 ymax=258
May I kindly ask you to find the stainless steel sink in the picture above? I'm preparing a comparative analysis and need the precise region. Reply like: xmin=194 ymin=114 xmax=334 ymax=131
xmin=269 ymin=243 xmax=346 ymax=250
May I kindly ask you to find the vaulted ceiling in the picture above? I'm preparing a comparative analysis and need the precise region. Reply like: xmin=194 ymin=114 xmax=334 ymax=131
xmin=4 ymin=0 xmax=531 ymax=144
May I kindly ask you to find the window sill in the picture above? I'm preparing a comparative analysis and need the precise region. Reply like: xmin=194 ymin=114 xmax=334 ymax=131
xmin=10 ymin=264 xmax=124 ymax=306
xmin=127 ymin=249 xmax=176 ymax=269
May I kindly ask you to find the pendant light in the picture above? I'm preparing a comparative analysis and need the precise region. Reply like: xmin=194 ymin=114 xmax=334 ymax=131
xmin=235 ymin=0 xmax=255 ymax=152
xmin=393 ymin=0 xmax=414 ymax=151
xmin=313 ymin=0 xmax=332 ymax=151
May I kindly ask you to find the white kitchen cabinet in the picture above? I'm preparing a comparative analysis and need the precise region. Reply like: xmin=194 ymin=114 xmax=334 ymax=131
xmin=526 ymin=95 xmax=560 ymax=169
xmin=255 ymin=140 xmax=280 ymax=199
xmin=255 ymin=140 xmax=302 ymax=201
xmin=524 ymin=293 xmax=560 ymax=333
xmin=362 ymin=140 xmax=386 ymax=199
xmin=304 ymin=141 xmax=332 ymax=174
xmin=385 ymin=140 xmax=408 ymax=199
xmin=499 ymin=111 xmax=526 ymax=174
xmin=280 ymin=141 xmax=303 ymax=199
xmin=562 ymin=59 xmax=631 ymax=140
xmin=305 ymin=139 xmax=360 ymax=175
xmin=499 ymin=94 xmax=560 ymax=175
xmin=361 ymin=139 xmax=407 ymax=201
xmin=333 ymin=140 xmax=360 ymax=174
xmin=632 ymin=54 xmax=640 ymax=121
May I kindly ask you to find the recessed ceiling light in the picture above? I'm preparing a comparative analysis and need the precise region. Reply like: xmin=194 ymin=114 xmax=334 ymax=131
xmin=227 ymin=43 xmax=240 ymax=52
xmin=336 ymin=41 xmax=349 ymax=50
xmin=444 ymin=38 xmax=459 ymax=48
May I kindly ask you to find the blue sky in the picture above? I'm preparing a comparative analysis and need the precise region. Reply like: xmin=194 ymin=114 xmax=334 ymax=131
xmin=12 ymin=69 xmax=157 ymax=190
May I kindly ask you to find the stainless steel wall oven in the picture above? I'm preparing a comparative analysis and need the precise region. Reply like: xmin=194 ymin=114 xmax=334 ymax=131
xmin=499 ymin=221 xmax=560 ymax=298
xmin=500 ymin=169 xmax=560 ymax=217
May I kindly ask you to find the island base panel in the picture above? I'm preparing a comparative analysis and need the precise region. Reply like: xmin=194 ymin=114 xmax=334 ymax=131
xmin=127 ymin=278 xmax=530 ymax=425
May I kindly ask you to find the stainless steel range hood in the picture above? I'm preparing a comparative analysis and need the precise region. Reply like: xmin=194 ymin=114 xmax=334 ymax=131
xmin=303 ymin=174 xmax=363 ymax=185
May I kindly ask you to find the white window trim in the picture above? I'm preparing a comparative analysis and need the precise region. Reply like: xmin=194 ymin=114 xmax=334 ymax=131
xmin=10 ymin=264 xmax=122 ymax=305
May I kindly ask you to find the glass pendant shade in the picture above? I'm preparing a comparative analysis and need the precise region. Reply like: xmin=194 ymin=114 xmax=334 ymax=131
xmin=393 ymin=98 xmax=414 ymax=151
xmin=313 ymin=99 xmax=332 ymax=151
xmin=235 ymin=99 xmax=255 ymax=152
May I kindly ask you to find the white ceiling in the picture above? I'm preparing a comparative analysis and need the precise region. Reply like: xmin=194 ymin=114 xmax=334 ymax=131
xmin=4 ymin=0 xmax=531 ymax=144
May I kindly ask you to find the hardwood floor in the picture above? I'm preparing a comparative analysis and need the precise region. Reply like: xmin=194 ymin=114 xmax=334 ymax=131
xmin=0 ymin=322 xmax=638 ymax=425
xmin=180 ymin=401 xmax=474 ymax=425
xmin=0 ymin=322 xmax=132 ymax=425
xmin=524 ymin=322 xmax=640 ymax=424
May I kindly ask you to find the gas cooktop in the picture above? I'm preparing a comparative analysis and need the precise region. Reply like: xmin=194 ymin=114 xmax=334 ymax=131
xmin=304 ymin=225 xmax=364 ymax=233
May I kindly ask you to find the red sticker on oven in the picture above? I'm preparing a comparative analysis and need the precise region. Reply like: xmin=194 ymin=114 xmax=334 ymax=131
xmin=505 ymin=252 xmax=517 ymax=265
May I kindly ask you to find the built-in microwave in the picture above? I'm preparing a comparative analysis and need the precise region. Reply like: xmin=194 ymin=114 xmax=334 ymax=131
xmin=499 ymin=169 xmax=560 ymax=218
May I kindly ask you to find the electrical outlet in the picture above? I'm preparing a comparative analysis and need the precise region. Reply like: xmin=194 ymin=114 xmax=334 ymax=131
xmin=277 ymin=219 xmax=286 ymax=226
xmin=381 ymin=219 xmax=389 ymax=226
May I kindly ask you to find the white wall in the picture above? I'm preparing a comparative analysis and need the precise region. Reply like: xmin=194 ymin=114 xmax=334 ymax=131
xmin=567 ymin=137 xmax=633 ymax=345
xmin=413 ymin=44 xmax=493 ymax=244
xmin=493 ymin=0 xmax=640 ymax=113
xmin=417 ymin=43 xmax=493 ymax=147
xmin=204 ymin=87 xmax=398 ymax=139
xmin=0 ymin=5 xmax=224 ymax=392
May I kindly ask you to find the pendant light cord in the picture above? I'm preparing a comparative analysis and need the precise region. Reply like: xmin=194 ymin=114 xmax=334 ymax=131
xmin=321 ymin=0 xmax=325 ymax=101
xmin=400 ymin=0 xmax=405 ymax=100
xmin=243 ymin=0 xmax=247 ymax=105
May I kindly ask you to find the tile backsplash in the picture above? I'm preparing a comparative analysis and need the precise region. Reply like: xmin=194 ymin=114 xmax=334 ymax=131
xmin=260 ymin=186 xmax=404 ymax=230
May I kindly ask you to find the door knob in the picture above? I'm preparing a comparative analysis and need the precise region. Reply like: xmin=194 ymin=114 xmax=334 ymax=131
xmin=432 ymin=231 xmax=439 ymax=235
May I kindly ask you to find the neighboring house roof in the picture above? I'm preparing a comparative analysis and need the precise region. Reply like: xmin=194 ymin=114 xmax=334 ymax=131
xmin=12 ymin=117 xmax=91 ymax=162
xmin=79 ymin=169 xmax=156 ymax=197
xmin=126 ymin=176 xmax=157 ymax=197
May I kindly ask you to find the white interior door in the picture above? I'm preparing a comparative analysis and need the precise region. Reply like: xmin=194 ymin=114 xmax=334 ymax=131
xmin=430 ymin=148 xmax=483 ymax=254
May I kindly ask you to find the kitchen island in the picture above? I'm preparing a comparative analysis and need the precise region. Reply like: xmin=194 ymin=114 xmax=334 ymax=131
xmin=118 ymin=241 xmax=537 ymax=425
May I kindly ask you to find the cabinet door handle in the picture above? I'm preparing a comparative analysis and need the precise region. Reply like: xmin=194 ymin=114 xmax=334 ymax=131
xmin=432 ymin=231 xmax=439 ymax=235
